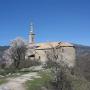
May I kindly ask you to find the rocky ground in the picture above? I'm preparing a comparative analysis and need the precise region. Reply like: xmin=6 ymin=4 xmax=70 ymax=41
xmin=0 ymin=66 xmax=43 ymax=90
xmin=0 ymin=72 xmax=41 ymax=90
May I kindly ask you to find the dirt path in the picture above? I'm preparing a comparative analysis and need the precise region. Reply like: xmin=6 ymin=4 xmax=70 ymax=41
xmin=0 ymin=72 xmax=40 ymax=90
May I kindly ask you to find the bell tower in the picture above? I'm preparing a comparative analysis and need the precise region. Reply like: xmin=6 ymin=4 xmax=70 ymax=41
xmin=26 ymin=23 xmax=35 ymax=60
xmin=29 ymin=23 xmax=35 ymax=44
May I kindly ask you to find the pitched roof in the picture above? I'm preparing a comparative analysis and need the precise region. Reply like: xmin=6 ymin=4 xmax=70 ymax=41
xmin=36 ymin=42 xmax=74 ymax=50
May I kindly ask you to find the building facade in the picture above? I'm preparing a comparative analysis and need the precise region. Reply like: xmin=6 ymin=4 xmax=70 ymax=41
xmin=26 ymin=23 xmax=76 ymax=67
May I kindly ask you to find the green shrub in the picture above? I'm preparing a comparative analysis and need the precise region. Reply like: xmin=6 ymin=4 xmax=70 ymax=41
xmin=0 ymin=68 xmax=19 ymax=76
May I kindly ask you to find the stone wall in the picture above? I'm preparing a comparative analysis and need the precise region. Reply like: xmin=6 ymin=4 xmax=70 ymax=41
xmin=35 ymin=46 xmax=76 ymax=67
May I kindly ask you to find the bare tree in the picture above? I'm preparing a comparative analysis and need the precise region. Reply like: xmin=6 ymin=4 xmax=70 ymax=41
xmin=3 ymin=37 xmax=26 ymax=69
xmin=44 ymin=43 xmax=72 ymax=90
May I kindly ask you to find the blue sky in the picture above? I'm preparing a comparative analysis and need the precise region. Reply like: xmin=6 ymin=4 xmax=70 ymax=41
xmin=0 ymin=0 xmax=90 ymax=46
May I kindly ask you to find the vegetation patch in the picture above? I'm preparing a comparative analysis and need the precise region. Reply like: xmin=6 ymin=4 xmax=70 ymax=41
xmin=70 ymin=75 xmax=90 ymax=90
xmin=0 ymin=78 xmax=7 ymax=85
xmin=25 ymin=70 xmax=53 ymax=90
xmin=25 ymin=69 xmax=90 ymax=90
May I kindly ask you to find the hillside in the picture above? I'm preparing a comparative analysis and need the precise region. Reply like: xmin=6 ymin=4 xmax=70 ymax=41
xmin=0 ymin=46 xmax=9 ymax=57
xmin=0 ymin=44 xmax=90 ymax=81
xmin=75 ymin=44 xmax=90 ymax=81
